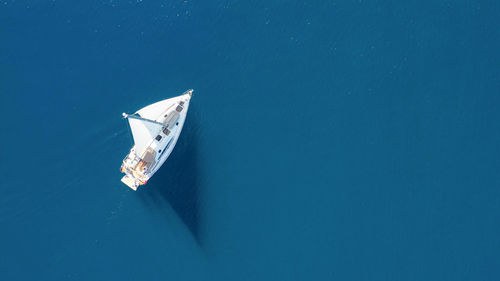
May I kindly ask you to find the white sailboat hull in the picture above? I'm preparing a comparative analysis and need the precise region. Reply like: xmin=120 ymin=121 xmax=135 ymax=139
xmin=120 ymin=89 xmax=193 ymax=190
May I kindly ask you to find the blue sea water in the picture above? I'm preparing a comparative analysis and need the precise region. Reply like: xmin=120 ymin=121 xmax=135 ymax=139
xmin=1 ymin=1 xmax=500 ymax=280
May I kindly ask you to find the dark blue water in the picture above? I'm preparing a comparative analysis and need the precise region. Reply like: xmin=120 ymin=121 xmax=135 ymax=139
xmin=1 ymin=1 xmax=499 ymax=280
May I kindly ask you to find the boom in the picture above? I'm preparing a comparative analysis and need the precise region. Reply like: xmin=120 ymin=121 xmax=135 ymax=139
xmin=122 ymin=113 xmax=167 ymax=128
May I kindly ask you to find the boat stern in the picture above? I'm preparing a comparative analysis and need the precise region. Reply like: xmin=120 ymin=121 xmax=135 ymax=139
xmin=121 ymin=175 xmax=139 ymax=191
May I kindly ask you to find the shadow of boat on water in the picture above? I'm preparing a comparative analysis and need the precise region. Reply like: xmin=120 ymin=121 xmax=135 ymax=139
xmin=137 ymin=111 xmax=202 ymax=246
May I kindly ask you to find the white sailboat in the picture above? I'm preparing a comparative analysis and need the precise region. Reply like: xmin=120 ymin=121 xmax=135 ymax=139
xmin=120 ymin=89 xmax=193 ymax=190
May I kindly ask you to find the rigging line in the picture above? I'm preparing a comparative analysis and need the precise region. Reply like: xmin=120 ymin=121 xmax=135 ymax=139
xmin=123 ymin=116 xmax=134 ymax=145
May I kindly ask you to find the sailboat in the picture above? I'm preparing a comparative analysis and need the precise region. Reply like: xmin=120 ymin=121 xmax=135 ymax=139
xmin=120 ymin=89 xmax=193 ymax=190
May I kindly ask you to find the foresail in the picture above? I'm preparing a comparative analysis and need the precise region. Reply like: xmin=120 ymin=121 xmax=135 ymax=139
xmin=135 ymin=90 xmax=192 ymax=120
xmin=136 ymin=97 xmax=176 ymax=121
xmin=128 ymin=118 xmax=162 ymax=156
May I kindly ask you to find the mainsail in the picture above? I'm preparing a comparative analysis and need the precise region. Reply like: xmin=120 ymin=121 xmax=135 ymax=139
xmin=127 ymin=116 xmax=163 ymax=157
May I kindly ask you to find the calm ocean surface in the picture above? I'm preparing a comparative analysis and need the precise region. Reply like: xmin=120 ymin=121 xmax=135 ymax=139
xmin=1 ymin=1 xmax=499 ymax=280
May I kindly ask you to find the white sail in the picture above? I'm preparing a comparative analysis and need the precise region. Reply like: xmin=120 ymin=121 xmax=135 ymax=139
xmin=136 ymin=98 xmax=175 ymax=121
xmin=136 ymin=89 xmax=193 ymax=120
xmin=127 ymin=117 xmax=162 ymax=156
